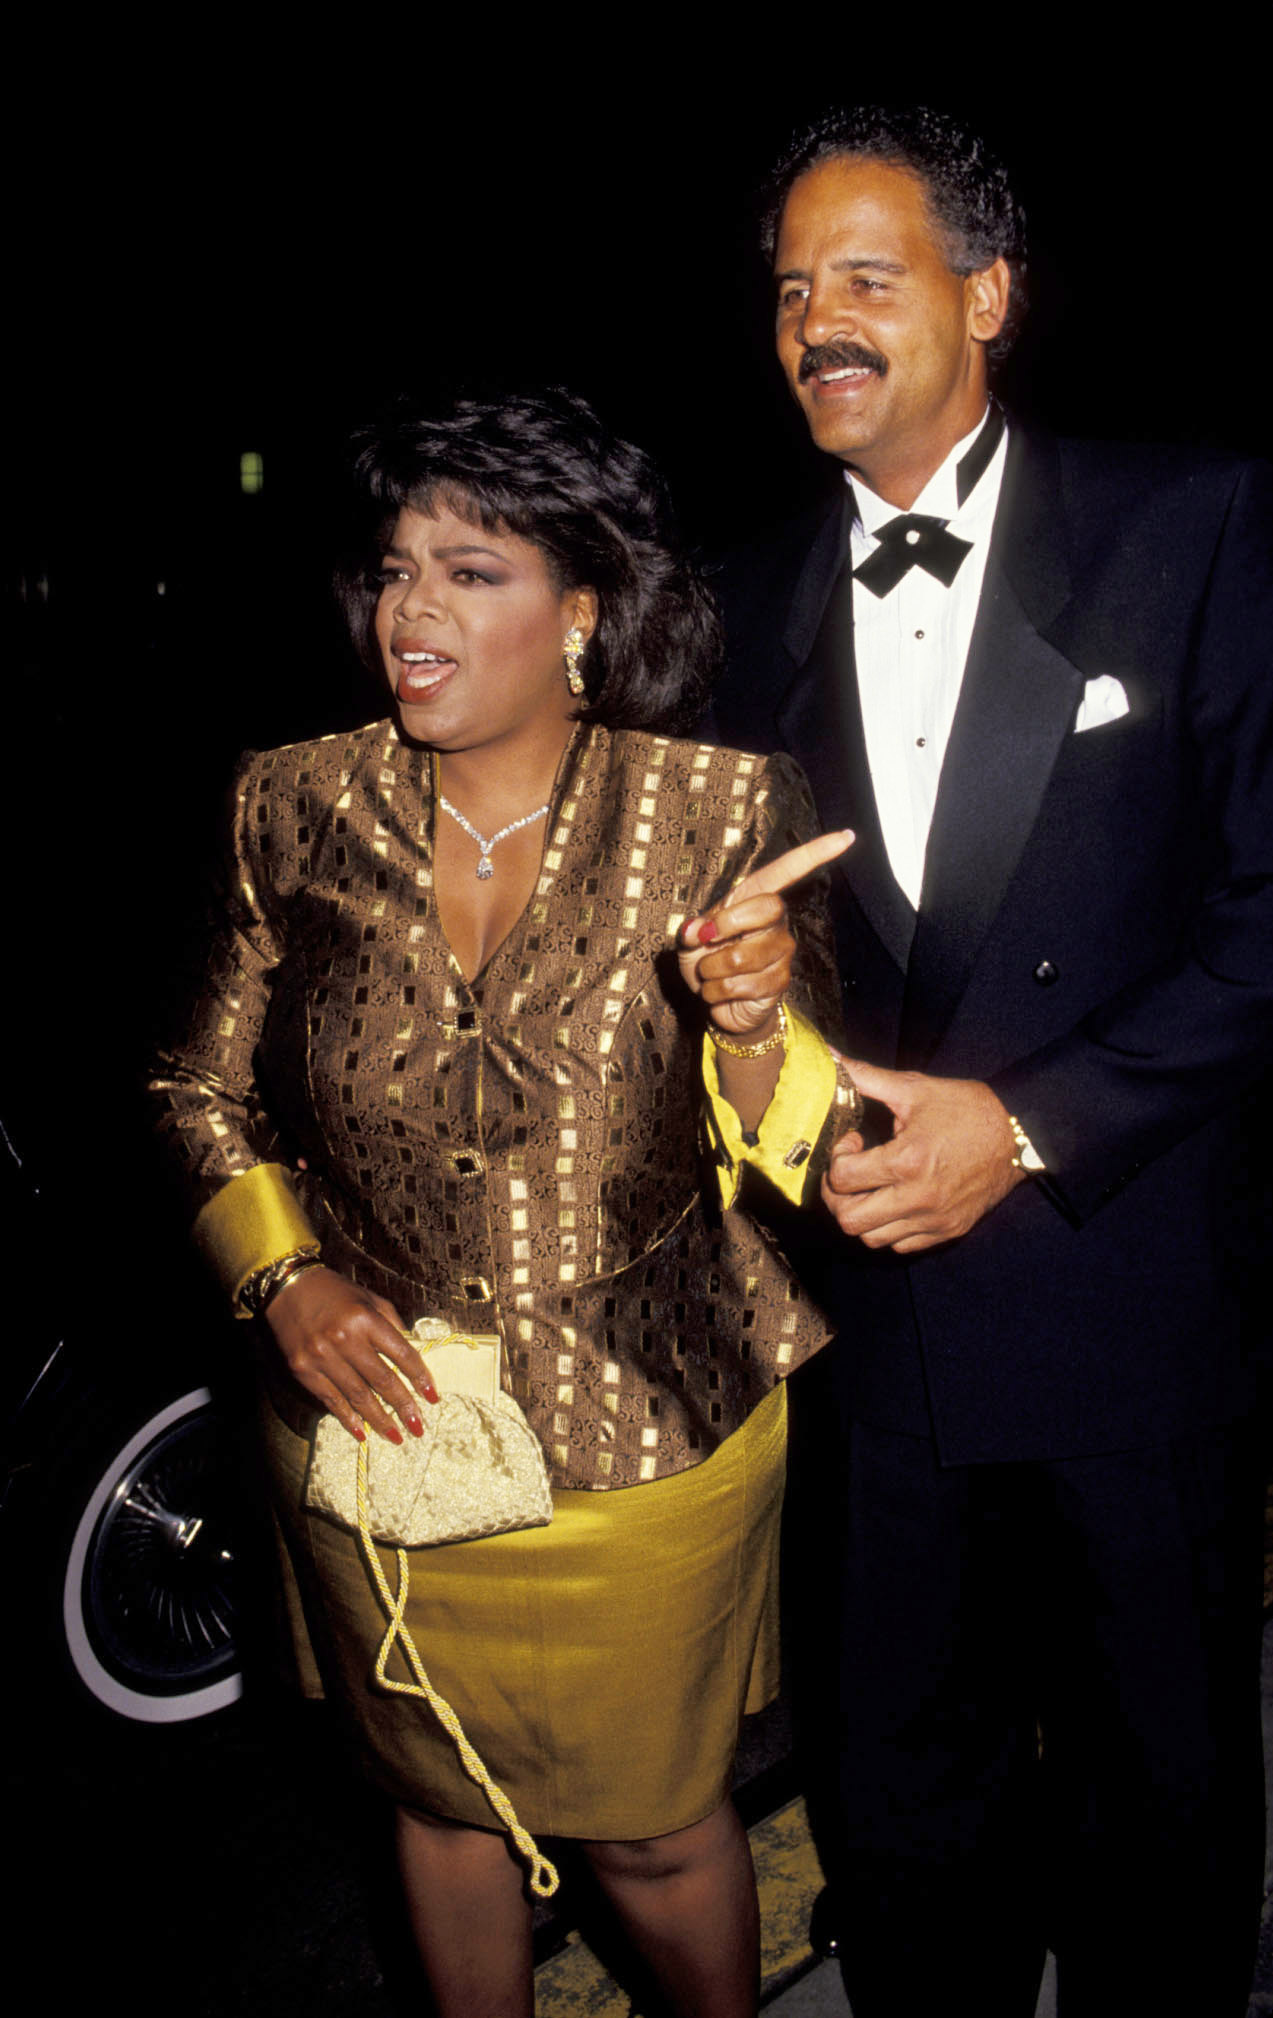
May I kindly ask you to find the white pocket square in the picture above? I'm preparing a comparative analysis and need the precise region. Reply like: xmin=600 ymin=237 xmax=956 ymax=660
xmin=1074 ymin=674 xmax=1130 ymax=733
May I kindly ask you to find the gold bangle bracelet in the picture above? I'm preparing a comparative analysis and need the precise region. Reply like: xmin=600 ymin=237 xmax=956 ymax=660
xmin=238 ymin=1245 xmax=323 ymax=1319
xmin=708 ymin=1001 xmax=788 ymax=1060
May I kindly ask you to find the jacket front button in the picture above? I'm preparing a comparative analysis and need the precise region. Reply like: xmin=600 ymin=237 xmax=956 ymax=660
xmin=1033 ymin=959 xmax=1059 ymax=986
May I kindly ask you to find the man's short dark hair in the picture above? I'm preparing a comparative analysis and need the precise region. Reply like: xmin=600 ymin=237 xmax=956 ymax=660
xmin=761 ymin=105 xmax=1028 ymax=357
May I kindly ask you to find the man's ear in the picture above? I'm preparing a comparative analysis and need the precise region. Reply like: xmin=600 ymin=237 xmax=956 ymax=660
xmin=967 ymin=257 xmax=1012 ymax=345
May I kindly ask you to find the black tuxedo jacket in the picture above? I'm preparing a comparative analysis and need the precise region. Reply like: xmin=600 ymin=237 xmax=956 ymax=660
xmin=712 ymin=428 xmax=1273 ymax=1461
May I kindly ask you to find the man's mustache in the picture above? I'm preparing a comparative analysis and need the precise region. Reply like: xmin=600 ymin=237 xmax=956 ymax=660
xmin=798 ymin=342 xmax=888 ymax=383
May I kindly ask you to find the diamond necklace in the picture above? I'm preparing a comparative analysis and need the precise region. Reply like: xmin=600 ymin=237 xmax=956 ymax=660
xmin=438 ymin=793 xmax=551 ymax=879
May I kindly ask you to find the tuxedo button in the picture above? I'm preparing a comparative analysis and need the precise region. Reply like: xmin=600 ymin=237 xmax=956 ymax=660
xmin=1033 ymin=960 xmax=1059 ymax=986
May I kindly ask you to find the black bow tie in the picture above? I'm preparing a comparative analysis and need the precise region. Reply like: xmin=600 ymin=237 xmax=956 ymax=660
xmin=852 ymin=513 xmax=971 ymax=597
xmin=851 ymin=402 xmax=1004 ymax=600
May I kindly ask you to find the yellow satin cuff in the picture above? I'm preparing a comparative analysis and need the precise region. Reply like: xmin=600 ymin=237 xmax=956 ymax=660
xmin=192 ymin=1162 xmax=320 ymax=1306
xmin=703 ymin=1005 xmax=836 ymax=1208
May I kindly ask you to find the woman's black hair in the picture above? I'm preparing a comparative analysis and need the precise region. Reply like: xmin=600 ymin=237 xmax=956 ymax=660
xmin=338 ymin=388 xmax=720 ymax=735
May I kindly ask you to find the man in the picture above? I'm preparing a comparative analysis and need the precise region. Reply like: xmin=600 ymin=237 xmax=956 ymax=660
xmin=712 ymin=107 xmax=1271 ymax=2016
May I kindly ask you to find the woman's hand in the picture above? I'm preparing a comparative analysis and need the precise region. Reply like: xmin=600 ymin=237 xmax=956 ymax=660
xmin=678 ymin=831 xmax=853 ymax=1036
xmin=264 ymin=1267 xmax=439 ymax=1444
xmin=678 ymin=831 xmax=853 ymax=1135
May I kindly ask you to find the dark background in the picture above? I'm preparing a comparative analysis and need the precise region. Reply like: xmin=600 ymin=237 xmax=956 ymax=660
xmin=5 ymin=41 xmax=1268 ymax=1227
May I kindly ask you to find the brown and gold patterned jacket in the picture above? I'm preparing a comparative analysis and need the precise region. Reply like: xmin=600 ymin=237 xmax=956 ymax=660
xmin=152 ymin=720 xmax=844 ymax=1489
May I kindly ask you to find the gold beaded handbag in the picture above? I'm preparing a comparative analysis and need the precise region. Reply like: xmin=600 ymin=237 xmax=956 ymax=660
xmin=305 ymin=1317 xmax=559 ymax=1897
xmin=306 ymin=1318 xmax=553 ymax=1546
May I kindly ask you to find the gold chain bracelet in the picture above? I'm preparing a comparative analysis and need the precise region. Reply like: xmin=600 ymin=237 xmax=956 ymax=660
xmin=707 ymin=1001 xmax=788 ymax=1060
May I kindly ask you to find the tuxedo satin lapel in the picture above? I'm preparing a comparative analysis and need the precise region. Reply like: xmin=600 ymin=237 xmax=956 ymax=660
xmin=777 ymin=515 xmax=915 ymax=975
xmin=775 ymin=499 xmax=857 ymax=838
xmin=896 ymin=430 xmax=1082 ymax=1060
xmin=781 ymin=495 xmax=849 ymax=667
xmin=900 ymin=563 xmax=1083 ymax=1060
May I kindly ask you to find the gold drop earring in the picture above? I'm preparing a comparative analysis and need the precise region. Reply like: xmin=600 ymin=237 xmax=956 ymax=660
xmin=563 ymin=627 xmax=586 ymax=697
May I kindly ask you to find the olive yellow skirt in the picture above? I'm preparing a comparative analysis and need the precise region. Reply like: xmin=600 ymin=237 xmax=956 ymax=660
xmin=261 ymin=1381 xmax=786 ymax=1840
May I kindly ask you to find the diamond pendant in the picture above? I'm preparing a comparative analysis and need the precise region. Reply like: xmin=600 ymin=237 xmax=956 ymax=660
xmin=476 ymin=856 xmax=494 ymax=880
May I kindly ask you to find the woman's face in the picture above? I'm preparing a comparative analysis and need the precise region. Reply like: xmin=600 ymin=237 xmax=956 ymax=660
xmin=374 ymin=505 xmax=596 ymax=759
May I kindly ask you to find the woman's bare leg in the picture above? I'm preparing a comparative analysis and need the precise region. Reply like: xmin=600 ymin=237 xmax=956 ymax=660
xmin=394 ymin=1807 xmax=534 ymax=2018
xmin=581 ymin=1799 xmax=760 ymax=2018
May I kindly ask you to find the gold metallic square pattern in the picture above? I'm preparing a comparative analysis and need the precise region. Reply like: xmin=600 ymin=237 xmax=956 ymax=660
xmin=151 ymin=722 xmax=841 ymax=1490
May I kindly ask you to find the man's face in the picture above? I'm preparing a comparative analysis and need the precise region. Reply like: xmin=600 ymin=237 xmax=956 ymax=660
xmin=774 ymin=155 xmax=1008 ymax=507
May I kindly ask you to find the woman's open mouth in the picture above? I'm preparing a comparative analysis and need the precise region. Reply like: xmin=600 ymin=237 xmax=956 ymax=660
xmin=395 ymin=649 xmax=457 ymax=700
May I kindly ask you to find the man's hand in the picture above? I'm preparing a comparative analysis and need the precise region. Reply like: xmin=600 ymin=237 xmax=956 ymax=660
xmin=821 ymin=1059 xmax=1027 ymax=1253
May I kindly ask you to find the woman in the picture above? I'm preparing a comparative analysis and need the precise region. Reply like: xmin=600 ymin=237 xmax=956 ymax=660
xmin=151 ymin=390 xmax=853 ymax=2018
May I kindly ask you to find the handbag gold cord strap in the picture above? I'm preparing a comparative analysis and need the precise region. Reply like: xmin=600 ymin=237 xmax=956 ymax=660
xmin=355 ymin=1436 xmax=560 ymax=1899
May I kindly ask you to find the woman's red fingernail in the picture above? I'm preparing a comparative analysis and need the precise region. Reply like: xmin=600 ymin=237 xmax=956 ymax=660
xmin=386 ymin=1426 xmax=404 ymax=1445
xmin=405 ymin=1412 xmax=423 ymax=1437
xmin=352 ymin=1425 xmax=366 ymax=1443
xmin=697 ymin=919 xmax=718 ymax=944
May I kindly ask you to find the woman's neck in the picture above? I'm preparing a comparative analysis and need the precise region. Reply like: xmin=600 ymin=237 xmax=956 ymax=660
xmin=430 ymin=722 xmax=581 ymax=985
xmin=435 ymin=720 xmax=578 ymax=827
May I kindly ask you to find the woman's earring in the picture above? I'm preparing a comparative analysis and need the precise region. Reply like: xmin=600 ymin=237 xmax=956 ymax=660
xmin=563 ymin=627 xmax=587 ymax=697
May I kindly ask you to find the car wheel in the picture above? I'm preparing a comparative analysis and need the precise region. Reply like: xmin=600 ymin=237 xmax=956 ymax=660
xmin=61 ymin=1386 xmax=244 ymax=1724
